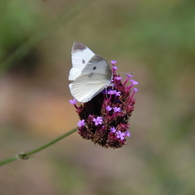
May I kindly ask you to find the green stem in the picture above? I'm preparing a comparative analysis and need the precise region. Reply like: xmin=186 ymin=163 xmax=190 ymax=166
xmin=0 ymin=128 xmax=77 ymax=167
xmin=0 ymin=0 xmax=90 ymax=74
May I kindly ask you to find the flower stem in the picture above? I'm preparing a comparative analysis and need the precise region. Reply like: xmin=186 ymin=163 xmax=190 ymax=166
xmin=0 ymin=128 xmax=77 ymax=167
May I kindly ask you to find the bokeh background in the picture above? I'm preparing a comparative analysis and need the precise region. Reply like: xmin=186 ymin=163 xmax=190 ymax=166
xmin=0 ymin=0 xmax=195 ymax=194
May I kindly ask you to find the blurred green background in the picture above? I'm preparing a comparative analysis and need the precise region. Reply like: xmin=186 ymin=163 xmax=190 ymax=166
xmin=0 ymin=0 xmax=195 ymax=194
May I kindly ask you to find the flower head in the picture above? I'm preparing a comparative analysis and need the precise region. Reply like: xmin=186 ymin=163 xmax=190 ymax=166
xmin=125 ymin=131 xmax=131 ymax=137
xmin=111 ymin=60 xmax=117 ymax=65
xmin=116 ymin=131 xmax=125 ymax=140
xmin=77 ymin=119 xmax=85 ymax=127
xmin=134 ymin=88 xmax=138 ymax=92
xmin=115 ymin=76 xmax=122 ymax=81
xmin=70 ymin=61 xmax=138 ymax=149
xmin=69 ymin=99 xmax=77 ymax=105
xmin=127 ymin=74 xmax=133 ymax=78
xmin=110 ymin=127 xmax=116 ymax=133
xmin=93 ymin=116 xmax=103 ymax=126
xmin=106 ymin=106 xmax=112 ymax=112
xmin=130 ymin=79 xmax=139 ymax=86
xmin=113 ymin=107 xmax=121 ymax=113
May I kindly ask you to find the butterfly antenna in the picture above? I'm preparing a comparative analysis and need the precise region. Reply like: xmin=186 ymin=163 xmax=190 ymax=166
xmin=119 ymin=72 xmax=134 ymax=76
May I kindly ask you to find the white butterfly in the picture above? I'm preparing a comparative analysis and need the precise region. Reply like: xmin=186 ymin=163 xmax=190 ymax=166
xmin=68 ymin=42 xmax=112 ymax=103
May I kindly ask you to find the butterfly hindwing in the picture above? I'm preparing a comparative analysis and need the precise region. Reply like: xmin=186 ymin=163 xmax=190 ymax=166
xmin=81 ymin=55 xmax=112 ymax=79
xmin=69 ymin=73 xmax=111 ymax=102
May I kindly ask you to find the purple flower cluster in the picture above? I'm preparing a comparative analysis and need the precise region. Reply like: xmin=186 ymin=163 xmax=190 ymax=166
xmin=69 ymin=61 xmax=138 ymax=149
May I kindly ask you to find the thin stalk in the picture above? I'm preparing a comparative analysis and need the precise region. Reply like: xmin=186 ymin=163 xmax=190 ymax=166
xmin=0 ymin=128 xmax=77 ymax=167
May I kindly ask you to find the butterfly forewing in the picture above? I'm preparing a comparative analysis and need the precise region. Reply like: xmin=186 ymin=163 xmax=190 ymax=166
xmin=69 ymin=42 xmax=95 ymax=81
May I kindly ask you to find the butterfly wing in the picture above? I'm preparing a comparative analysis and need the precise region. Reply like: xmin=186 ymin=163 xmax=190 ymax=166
xmin=69 ymin=42 xmax=95 ymax=81
xmin=81 ymin=55 xmax=112 ymax=77
xmin=69 ymin=73 xmax=111 ymax=102
xmin=69 ymin=42 xmax=112 ymax=102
